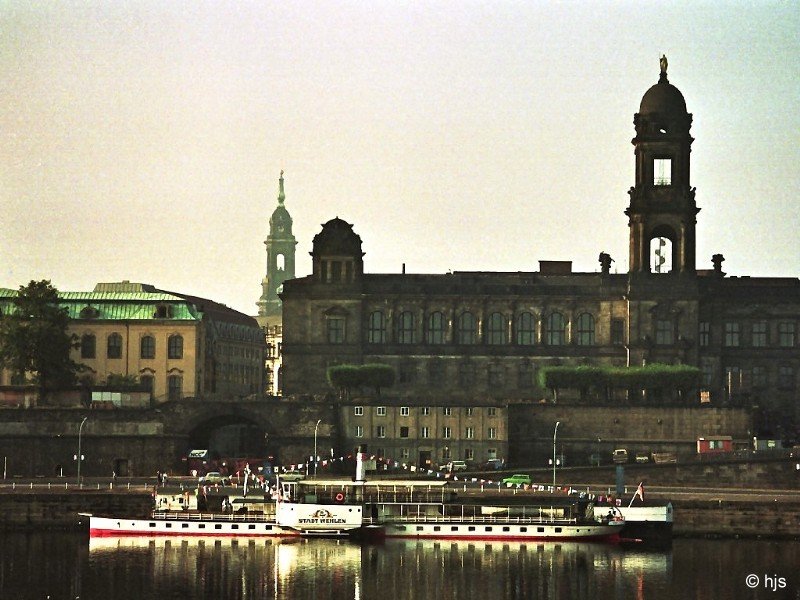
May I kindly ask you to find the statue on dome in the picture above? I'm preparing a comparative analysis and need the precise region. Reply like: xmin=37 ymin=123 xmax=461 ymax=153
xmin=660 ymin=55 xmax=668 ymax=75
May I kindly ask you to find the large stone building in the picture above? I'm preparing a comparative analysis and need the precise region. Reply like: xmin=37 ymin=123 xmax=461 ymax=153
xmin=279 ymin=58 xmax=799 ymax=467
xmin=256 ymin=171 xmax=297 ymax=396
xmin=0 ymin=281 xmax=266 ymax=404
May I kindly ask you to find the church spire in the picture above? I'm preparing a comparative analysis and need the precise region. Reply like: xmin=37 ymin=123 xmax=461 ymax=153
xmin=278 ymin=170 xmax=285 ymax=205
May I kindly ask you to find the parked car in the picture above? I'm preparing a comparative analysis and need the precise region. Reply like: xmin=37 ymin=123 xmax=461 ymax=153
xmin=612 ymin=448 xmax=629 ymax=464
xmin=446 ymin=460 xmax=468 ymax=472
xmin=501 ymin=474 xmax=531 ymax=485
xmin=635 ymin=453 xmax=650 ymax=463
xmin=483 ymin=458 xmax=505 ymax=470
xmin=199 ymin=471 xmax=229 ymax=485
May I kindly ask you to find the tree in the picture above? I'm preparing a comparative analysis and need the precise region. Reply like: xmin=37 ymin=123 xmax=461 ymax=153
xmin=0 ymin=280 xmax=80 ymax=402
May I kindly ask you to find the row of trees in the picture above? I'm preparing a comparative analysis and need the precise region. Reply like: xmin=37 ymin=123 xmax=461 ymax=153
xmin=538 ymin=364 xmax=702 ymax=404
xmin=327 ymin=364 xmax=396 ymax=399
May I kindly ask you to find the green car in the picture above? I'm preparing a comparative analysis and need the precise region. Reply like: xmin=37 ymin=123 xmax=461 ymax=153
xmin=501 ymin=474 xmax=531 ymax=485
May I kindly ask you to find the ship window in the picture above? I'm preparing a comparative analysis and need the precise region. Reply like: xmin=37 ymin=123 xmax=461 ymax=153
xmin=434 ymin=526 xmax=441 ymax=532
xmin=165 ymin=523 xmax=172 ymax=529
xmin=199 ymin=524 xmax=205 ymax=529
xmin=520 ymin=527 xmax=527 ymax=532
xmin=182 ymin=524 xmax=189 ymax=529
xmin=537 ymin=527 xmax=544 ymax=533
xmin=249 ymin=525 xmax=256 ymax=530
xmin=485 ymin=527 xmax=492 ymax=532
xmin=215 ymin=524 xmax=222 ymax=530
xmin=468 ymin=526 xmax=476 ymax=532
xmin=149 ymin=523 xmax=156 ymax=528
xmin=265 ymin=525 xmax=272 ymax=531
xmin=416 ymin=526 xmax=423 ymax=532
xmin=555 ymin=527 xmax=562 ymax=533
xmin=451 ymin=526 xmax=458 ymax=532
xmin=232 ymin=525 xmax=239 ymax=530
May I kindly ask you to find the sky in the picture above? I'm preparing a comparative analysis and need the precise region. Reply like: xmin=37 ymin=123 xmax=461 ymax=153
xmin=2 ymin=1 xmax=798 ymax=315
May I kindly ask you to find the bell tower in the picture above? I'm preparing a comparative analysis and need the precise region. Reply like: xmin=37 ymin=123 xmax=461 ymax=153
xmin=257 ymin=171 xmax=297 ymax=319
xmin=626 ymin=56 xmax=699 ymax=274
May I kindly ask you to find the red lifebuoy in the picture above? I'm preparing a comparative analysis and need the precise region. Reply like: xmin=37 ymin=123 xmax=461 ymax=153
xmin=335 ymin=492 xmax=345 ymax=503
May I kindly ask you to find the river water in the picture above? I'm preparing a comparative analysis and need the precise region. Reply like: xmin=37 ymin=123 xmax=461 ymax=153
xmin=1 ymin=532 xmax=798 ymax=599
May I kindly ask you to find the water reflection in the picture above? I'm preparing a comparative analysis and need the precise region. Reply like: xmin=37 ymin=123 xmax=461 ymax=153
xmin=1 ymin=533 xmax=798 ymax=599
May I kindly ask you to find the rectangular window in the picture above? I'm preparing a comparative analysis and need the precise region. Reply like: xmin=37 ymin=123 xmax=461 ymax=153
xmin=752 ymin=366 xmax=767 ymax=388
xmin=655 ymin=320 xmax=673 ymax=345
xmin=443 ymin=407 xmax=452 ymax=416
xmin=778 ymin=366 xmax=795 ymax=390
xmin=488 ymin=427 xmax=497 ymax=440
xmin=487 ymin=407 xmax=497 ymax=417
xmin=779 ymin=322 xmax=796 ymax=347
xmin=464 ymin=448 xmax=474 ymax=460
xmin=327 ymin=317 xmax=345 ymax=344
xmin=355 ymin=425 xmax=363 ymax=438
xmin=400 ymin=426 xmax=409 ymax=438
xmin=442 ymin=426 xmax=451 ymax=439
xmin=168 ymin=335 xmax=183 ymax=359
xmin=400 ymin=406 xmax=410 ymax=417
xmin=400 ymin=448 xmax=410 ymax=459
xmin=654 ymin=158 xmax=672 ymax=186
xmin=465 ymin=427 xmax=474 ymax=439
xmin=140 ymin=336 xmax=155 ymax=359
xmin=376 ymin=406 xmax=386 ymax=416
xmin=699 ymin=322 xmax=710 ymax=347
xmin=611 ymin=319 xmax=625 ymax=346
xmin=724 ymin=322 xmax=740 ymax=347
xmin=167 ymin=375 xmax=182 ymax=402
xmin=107 ymin=334 xmax=122 ymax=359
xmin=376 ymin=425 xmax=386 ymax=438
xmin=751 ymin=321 xmax=768 ymax=347
xmin=422 ymin=406 xmax=430 ymax=416
xmin=421 ymin=427 xmax=430 ymax=439
xmin=354 ymin=406 xmax=363 ymax=416
xmin=80 ymin=334 xmax=96 ymax=359
xmin=466 ymin=407 xmax=473 ymax=417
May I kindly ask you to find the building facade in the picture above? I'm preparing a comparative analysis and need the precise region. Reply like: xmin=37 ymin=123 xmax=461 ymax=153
xmin=0 ymin=281 xmax=266 ymax=404
xmin=279 ymin=58 xmax=800 ymax=463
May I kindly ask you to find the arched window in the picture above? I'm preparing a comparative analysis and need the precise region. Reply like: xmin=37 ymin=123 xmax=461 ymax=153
xmin=140 ymin=335 xmax=156 ymax=359
xmin=140 ymin=374 xmax=154 ymax=394
xmin=456 ymin=312 xmax=477 ymax=345
xmin=168 ymin=334 xmax=184 ymax=359
xmin=427 ymin=312 xmax=446 ymax=344
xmin=80 ymin=334 xmax=96 ymax=359
xmin=545 ymin=312 xmax=566 ymax=346
xmin=367 ymin=311 xmax=386 ymax=344
xmin=396 ymin=311 xmax=415 ymax=344
xmin=107 ymin=333 xmax=122 ymax=359
xmin=515 ymin=312 xmax=535 ymax=346
xmin=576 ymin=313 xmax=595 ymax=346
xmin=486 ymin=312 xmax=506 ymax=345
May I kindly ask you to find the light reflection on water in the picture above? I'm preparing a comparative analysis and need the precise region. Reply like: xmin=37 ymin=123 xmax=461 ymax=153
xmin=1 ymin=533 xmax=798 ymax=599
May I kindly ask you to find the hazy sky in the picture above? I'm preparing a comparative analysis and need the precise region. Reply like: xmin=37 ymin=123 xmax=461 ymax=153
xmin=2 ymin=2 xmax=798 ymax=315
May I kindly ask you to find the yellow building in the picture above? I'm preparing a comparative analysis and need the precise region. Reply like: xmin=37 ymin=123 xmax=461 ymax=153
xmin=0 ymin=281 xmax=266 ymax=403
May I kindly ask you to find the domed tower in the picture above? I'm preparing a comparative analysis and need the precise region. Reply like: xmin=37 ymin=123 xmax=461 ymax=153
xmin=310 ymin=217 xmax=364 ymax=283
xmin=626 ymin=56 xmax=699 ymax=275
xmin=257 ymin=171 xmax=297 ymax=319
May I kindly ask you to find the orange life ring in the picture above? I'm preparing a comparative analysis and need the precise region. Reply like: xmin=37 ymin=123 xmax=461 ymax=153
xmin=335 ymin=492 xmax=345 ymax=503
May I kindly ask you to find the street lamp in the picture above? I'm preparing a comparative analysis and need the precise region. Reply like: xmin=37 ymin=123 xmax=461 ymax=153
xmin=313 ymin=419 xmax=321 ymax=477
xmin=552 ymin=421 xmax=561 ymax=489
xmin=76 ymin=417 xmax=88 ymax=485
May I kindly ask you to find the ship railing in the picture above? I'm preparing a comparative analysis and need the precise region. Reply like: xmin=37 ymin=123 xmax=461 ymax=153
xmin=151 ymin=511 xmax=275 ymax=523
xmin=362 ymin=515 xmax=580 ymax=525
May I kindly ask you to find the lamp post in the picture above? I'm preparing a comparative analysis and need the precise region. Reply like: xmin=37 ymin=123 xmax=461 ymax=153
xmin=313 ymin=419 xmax=321 ymax=478
xmin=552 ymin=421 xmax=560 ymax=489
xmin=76 ymin=417 xmax=88 ymax=485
